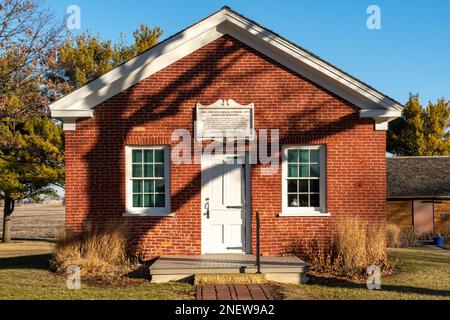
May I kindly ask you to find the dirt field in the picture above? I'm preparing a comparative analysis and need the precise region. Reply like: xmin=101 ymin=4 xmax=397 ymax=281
xmin=0 ymin=241 xmax=54 ymax=258
xmin=0 ymin=204 xmax=65 ymax=240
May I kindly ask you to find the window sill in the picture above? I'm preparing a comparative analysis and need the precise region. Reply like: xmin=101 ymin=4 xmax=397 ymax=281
xmin=278 ymin=212 xmax=331 ymax=217
xmin=123 ymin=212 xmax=175 ymax=217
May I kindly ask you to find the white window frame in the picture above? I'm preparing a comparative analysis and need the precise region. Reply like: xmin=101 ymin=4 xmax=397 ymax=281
xmin=280 ymin=145 xmax=329 ymax=217
xmin=124 ymin=145 xmax=172 ymax=216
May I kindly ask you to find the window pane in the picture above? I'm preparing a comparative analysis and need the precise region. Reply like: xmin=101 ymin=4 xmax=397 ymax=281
xmin=132 ymin=164 xmax=142 ymax=177
xmin=287 ymin=150 xmax=298 ymax=163
xmin=155 ymin=194 xmax=165 ymax=207
xmin=288 ymin=194 xmax=298 ymax=207
xmin=310 ymin=194 xmax=320 ymax=207
xmin=288 ymin=180 xmax=297 ymax=193
xmin=310 ymin=149 xmax=320 ymax=163
xmin=154 ymin=149 xmax=164 ymax=163
xmin=288 ymin=164 xmax=298 ymax=177
xmin=144 ymin=164 xmax=153 ymax=177
xmin=133 ymin=180 xmax=142 ymax=193
xmin=310 ymin=179 xmax=320 ymax=193
xmin=155 ymin=180 xmax=165 ymax=192
xmin=144 ymin=180 xmax=154 ymax=193
xmin=133 ymin=194 xmax=142 ymax=207
xmin=299 ymin=164 xmax=309 ymax=177
xmin=300 ymin=149 xmax=309 ymax=163
xmin=299 ymin=180 xmax=308 ymax=192
xmin=132 ymin=150 xmax=142 ymax=163
xmin=130 ymin=147 xmax=169 ymax=210
xmin=299 ymin=194 xmax=308 ymax=207
xmin=144 ymin=194 xmax=154 ymax=207
xmin=144 ymin=150 xmax=153 ymax=163
xmin=155 ymin=164 xmax=164 ymax=177
xmin=310 ymin=164 xmax=320 ymax=177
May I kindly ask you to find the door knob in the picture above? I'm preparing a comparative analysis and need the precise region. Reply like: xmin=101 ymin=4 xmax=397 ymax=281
xmin=204 ymin=198 xmax=210 ymax=219
xmin=226 ymin=206 xmax=243 ymax=209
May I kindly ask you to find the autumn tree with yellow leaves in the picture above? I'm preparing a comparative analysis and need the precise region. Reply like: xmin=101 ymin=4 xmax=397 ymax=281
xmin=388 ymin=94 xmax=450 ymax=156
xmin=1 ymin=0 xmax=162 ymax=242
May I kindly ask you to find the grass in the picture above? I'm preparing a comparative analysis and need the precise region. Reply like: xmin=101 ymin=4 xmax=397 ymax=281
xmin=1 ymin=242 xmax=449 ymax=300
xmin=270 ymin=248 xmax=450 ymax=300
xmin=0 ymin=241 xmax=195 ymax=300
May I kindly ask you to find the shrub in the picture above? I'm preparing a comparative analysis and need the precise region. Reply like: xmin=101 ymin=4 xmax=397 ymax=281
xmin=398 ymin=228 xmax=420 ymax=247
xmin=51 ymin=222 xmax=137 ymax=278
xmin=386 ymin=224 xmax=400 ymax=248
xmin=366 ymin=223 xmax=387 ymax=263
xmin=294 ymin=217 xmax=390 ymax=279
xmin=418 ymin=231 xmax=433 ymax=241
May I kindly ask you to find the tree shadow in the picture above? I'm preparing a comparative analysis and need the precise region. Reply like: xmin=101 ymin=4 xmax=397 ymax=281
xmin=71 ymin=33 xmax=373 ymax=258
xmin=0 ymin=254 xmax=50 ymax=270
xmin=308 ymin=274 xmax=450 ymax=298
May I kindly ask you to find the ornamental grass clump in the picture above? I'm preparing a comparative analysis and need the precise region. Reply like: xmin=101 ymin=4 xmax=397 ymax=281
xmin=296 ymin=217 xmax=391 ymax=280
xmin=386 ymin=224 xmax=401 ymax=248
xmin=51 ymin=222 xmax=137 ymax=278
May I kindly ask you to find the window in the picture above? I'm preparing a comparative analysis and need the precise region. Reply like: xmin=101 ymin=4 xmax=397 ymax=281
xmin=126 ymin=146 xmax=171 ymax=216
xmin=281 ymin=145 xmax=327 ymax=216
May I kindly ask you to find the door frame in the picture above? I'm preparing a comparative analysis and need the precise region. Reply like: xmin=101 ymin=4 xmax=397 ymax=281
xmin=200 ymin=152 xmax=252 ymax=254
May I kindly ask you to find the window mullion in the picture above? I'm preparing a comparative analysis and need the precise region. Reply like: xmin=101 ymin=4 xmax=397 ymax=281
xmin=285 ymin=145 xmax=324 ymax=212
xmin=129 ymin=146 xmax=169 ymax=213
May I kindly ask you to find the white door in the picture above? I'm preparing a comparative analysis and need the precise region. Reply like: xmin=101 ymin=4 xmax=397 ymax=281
xmin=201 ymin=154 xmax=246 ymax=253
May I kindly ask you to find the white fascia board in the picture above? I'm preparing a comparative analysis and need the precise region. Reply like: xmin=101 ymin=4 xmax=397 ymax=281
xmin=63 ymin=27 xmax=224 ymax=111
xmin=61 ymin=118 xmax=77 ymax=131
xmin=48 ymin=8 xmax=403 ymax=119
xmin=51 ymin=110 xmax=94 ymax=118
xmin=359 ymin=109 xmax=402 ymax=118
xmin=51 ymin=110 xmax=94 ymax=131
xmin=48 ymin=10 xmax=228 ymax=112
xmin=220 ymin=22 xmax=391 ymax=112
xmin=359 ymin=109 xmax=402 ymax=131
xmin=220 ymin=12 xmax=403 ymax=111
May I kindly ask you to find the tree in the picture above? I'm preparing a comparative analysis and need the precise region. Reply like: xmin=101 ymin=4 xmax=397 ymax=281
xmin=53 ymin=24 xmax=163 ymax=88
xmin=53 ymin=32 xmax=120 ymax=87
xmin=1 ymin=117 xmax=65 ymax=242
xmin=0 ymin=0 xmax=66 ymax=242
xmin=423 ymin=98 xmax=450 ymax=155
xmin=117 ymin=23 xmax=163 ymax=62
xmin=0 ymin=0 xmax=67 ymax=124
xmin=0 ymin=1 xmax=162 ymax=241
xmin=388 ymin=94 xmax=450 ymax=156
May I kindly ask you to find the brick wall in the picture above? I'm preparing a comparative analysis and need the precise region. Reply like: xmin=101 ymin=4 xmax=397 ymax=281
xmin=65 ymin=35 xmax=387 ymax=259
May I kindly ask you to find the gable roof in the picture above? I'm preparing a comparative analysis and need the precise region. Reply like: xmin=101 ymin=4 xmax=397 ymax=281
xmin=50 ymin=6 xmax=403 ymax=130
xmin=387 ymin=157 xmax=450 ymax=198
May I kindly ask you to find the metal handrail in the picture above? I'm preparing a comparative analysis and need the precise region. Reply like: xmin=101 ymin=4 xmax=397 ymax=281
xmin=255 ymin=211 xmax=261 ymax=274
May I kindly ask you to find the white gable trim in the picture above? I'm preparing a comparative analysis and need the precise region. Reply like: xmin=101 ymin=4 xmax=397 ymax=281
xmin=50 ymin=7 xmax=403 ymax=131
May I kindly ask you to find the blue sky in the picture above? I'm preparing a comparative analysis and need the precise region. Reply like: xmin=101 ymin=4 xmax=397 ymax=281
xmin=47 ymin=0 xmax=450 ymax=105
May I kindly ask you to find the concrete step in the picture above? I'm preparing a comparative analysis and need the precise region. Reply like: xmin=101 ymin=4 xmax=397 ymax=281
xmin=149 ymin=254 xmax=310 ymax=284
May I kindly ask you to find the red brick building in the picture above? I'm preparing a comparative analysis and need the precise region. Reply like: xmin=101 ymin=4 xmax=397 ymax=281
xmin=50 ymin=7 xmax=403 ymax=259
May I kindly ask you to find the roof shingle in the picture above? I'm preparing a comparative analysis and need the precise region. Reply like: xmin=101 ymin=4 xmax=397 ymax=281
xmin=387 ymin=157 xmax=450 ymax=198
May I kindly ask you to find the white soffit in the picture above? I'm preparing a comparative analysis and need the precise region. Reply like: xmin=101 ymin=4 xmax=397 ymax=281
xmin=49 ymin=7 xmax=403 ymax=130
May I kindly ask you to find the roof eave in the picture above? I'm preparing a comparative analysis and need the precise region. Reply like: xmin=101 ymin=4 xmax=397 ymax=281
xmin=49 ymin=7 xmax=404 ymax=131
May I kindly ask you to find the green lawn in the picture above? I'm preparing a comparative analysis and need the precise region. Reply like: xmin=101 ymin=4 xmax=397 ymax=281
xmin=0 ymin=242 xmax=195 ymax=300
xmin=1 ymin=242 xmax=449 ymax=300
xmin=270 ymin=248 xmax=450 ymax=300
